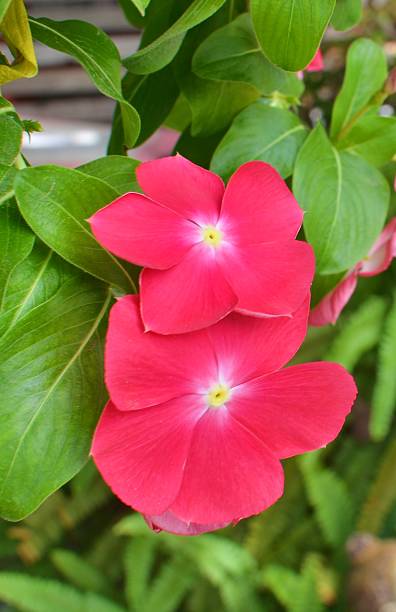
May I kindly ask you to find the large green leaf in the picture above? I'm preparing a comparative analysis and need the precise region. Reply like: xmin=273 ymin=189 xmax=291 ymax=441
xmin=0 ymin=246 xmax=110 ymax=520
xmin=193 ymin=14 xmax=303 ymax=98
xmin=293 ymin=123 xmax=389 ymax=274
xmin=0 ymin=0 xmax=37 ymax=84
xmin=123 ymin=0 xmax=227 ymax=74
xmin=331 ymin=0 xmax=362 ymax=31
xmin=330 ymin=38 xmax=387 ymax=140
xmin=29 ymin=17 xmax=140 ymax=147
xmin=78 ymin=156 xmax=140 ymax=195
xmin=14 ymin=166 xmax=135 ymax=292
xmin=211 ymin=103 xmax=307 ymax=181
xmin=0 ymin=98 xmax=23 ymax=166
xmin=250 ymin=0 xmax=335 ymax=71
xmin=338 ymin=116 xmax=396 ymax=167
xmin=0 ymin=165 xmax=16 ymax=205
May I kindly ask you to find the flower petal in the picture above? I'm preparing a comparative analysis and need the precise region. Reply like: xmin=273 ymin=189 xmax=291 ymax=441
xmin=169 ymin=409 xmax=284 ymax=524
xmin=219 ymin=241 xmax=315 ymax=317
xmin=144 ymin=511 xmax=228 ymax=536
xmin=309 ymin=272 xmax=357 ymax=326
xmin=229 ymin=362 xmax=357 ymax=459
xmin=305 ymin=50 xmax=324 ymax=72
xmin=359 ymin=217 xmax=396 ymax=277
xmin=140 ymin=244 xmax=238 ymax=334
xmin=89 ymin=192 xmax=197 ymax=270
xmin=106 ymin=295 xmax=217 ymax=410
xmin=136 ymin=154 xmax=224 ymax=223
xmin=208 ymin=297 xmax=309 ymax=386
xmin=219 ymin=162 xmax=303 ymax=244
xmin=92 ymin=399 xmax=206 ymax=515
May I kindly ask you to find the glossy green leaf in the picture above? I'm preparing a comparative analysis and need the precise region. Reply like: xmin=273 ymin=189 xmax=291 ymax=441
xmin=123 ymin=0 xmax=227 ymax=74
xmin=15 ymin=166 xmax=135 ymax=292
xmin=250 ymin=0 xmax=335 ymax=71
xmin=0 ymin=98 xmax=23 ymax=166
xmin=211 ymin=103 xmax=307 ymax=181
xmin=193 ymin=14 xmax=303 ymax=98
xmin=331 ymin=0 xmax=362 ymax=31
xmin=0 ymin=165 xmax=16 ymax=205
xmin=29 ymin=17 xmax=140 ymax=147
xmin=78 ymin=156 xmax=140 ymax=195
xmin=0 ymin=0 xmax=38 ymax=84
xmin=338 ymin=116 xmax=396 ymax=167
xmin=293 ymin=123 xmax=389 ymax=274
xmin=330 ymin=38 xmax=387 ymax=140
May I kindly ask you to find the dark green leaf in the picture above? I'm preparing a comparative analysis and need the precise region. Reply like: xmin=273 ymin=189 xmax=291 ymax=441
xmin=116 ymin=0 xmax=145 ymax=27
xmin=0 ymin=164 xmax=16 ymax=204
xmin=211 ymin=103 xmax=307 ymax=181
xmin=51 ymin=549 xmax=111 ymax=595
xmin=123 ymin=0 xmax=227 ymax=75
xmin=78 ymin=156 xmax=140 ymax=195
xmin=331 ymin=0 xmax=362 ymax=31
xmin=14 ymin=166 xmax=135 ymax=292
xmin=130 ymin=0 xmax=151 ymax=16
xmin=29 ymin=17 xmax=140 ymax=147
xmin=293 ymin=123 xmax=389 ymax=274
xmin=193 ymin=14 xmax=303 ymax=98
xmin=338 ymin=116 xmax=396 ymax=167
xmin=330 ymin=38 xmax=387 ymax=141
xmin=250 ymin=0 xmax=335 ymax=71
xmin=175 ymin=127 xmax=226 ymax=168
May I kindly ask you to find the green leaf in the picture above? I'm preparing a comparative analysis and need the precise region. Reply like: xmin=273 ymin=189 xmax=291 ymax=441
xmin=116 ymin=0 xmax=145 ymax=27
xmin=123 ymin=0 xmax=227 ymax=75
xmin=51 ymin=549 xmax=111 ymax=595
xmin=130 ymin=0 xmax=151 ymax=16
xmin=0 ymin=247 xmax=110 ymax=520
xmin=0 ymin=98 xmax=23 ymax=166
xmin=211 ymin=103 xmax=307 ymax=181
xmin=331 ymin=0 xmax=362 ymax=31
xmin=0 ymin=0 xmax=38 ymax=84
xmin=262 ymin=565 xmax=300 ymax=610
xmin=15 ymin=166 xmax=135 ymax=292
xmin=250 ymin=0 xmax=335 ymax=71
xmin=29 ymin=17 xmax=140 ymax=148
xmin=338 ymin=116 xmax=396 ymax=167
xmin=78 ymin=156 xmax=140 ymax=195
xmin=0 ymin=572 xmax=126 ymax=612
xmin=0 ymin=164 xmax=16 ymax=204
xmin=330 ymin=38 xmax=387 ymax=140
xmin=293 ymin=123 xmax=389 ymax=274
xmin=193 ymin=14 xmax=303 ymax=98
xmin=124 ymin=537 xmax=157 ymax=611
xmin=144 ymin=560 xmax=194 ymax=612
xmin=370 ymin=295 xmax=396 ymax=441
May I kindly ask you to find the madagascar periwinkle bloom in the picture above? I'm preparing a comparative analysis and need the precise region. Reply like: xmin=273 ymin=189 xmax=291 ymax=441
xmin=297 ymin=49 xmax=324 ymax=79
xmin=311 ymin=218 xmax=396 ymax=326
xmin=89 ymin=156 xmax=315 ymax=335
xmin=92 ymin=295 xmax=357 ymax=535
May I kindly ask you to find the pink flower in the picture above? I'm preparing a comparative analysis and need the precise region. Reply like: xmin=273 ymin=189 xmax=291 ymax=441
xmin=91 ymin=295 xmax=357 ymax=535
xmin=89 ymin=156 xmax=314 ymax=334
xmin=297 ymin=50 xmax=324 ymax=79
xmin=310 ymin=218 xmax=396 ymax=326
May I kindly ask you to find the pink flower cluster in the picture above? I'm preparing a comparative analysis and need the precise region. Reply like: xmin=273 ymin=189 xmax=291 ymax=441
xmin=89 ymin=155 xmax=357 ymax=535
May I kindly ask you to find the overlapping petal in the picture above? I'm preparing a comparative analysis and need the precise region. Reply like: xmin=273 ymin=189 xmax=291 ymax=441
xmin=309 ymin=272 xmax=358 ymax=326
xmin=360 ymin=217 xmax=396 ymax=276
xmin=144 ymin=511 xmax=228 ymax=536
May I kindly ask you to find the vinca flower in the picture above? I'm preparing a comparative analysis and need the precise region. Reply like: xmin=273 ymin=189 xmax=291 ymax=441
xmin=89 ymin=156 xmax=314 ymax=334
xmin=311 ymin=218 xmax=396 ymax=326
xmin=92 ymin=295 xmax=357 ymax=535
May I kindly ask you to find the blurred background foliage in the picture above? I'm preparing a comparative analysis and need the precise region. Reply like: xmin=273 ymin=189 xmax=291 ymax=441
xmin=0 ymin=1 xmax=395 ymax=611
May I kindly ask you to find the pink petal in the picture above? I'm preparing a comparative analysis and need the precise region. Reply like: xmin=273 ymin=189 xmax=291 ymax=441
xmin=140 ymin=243 xmax=238 ymax=334
xmin=169 ymin=409 xmax=284 ymax=524
xmin=91 ymin=399 xmax=206 ymax=515
xmin=229 ymin=362 xmax=357 ymax=459
xmin=305 ymin=50 xmax=324 ymax=72
xmin=89 ymin=192 xmax=198 ymax=270
xmin=144 ymin=511 xmax=228 ymax=535
xmin=219 ymin=162 xmax=303 ymax=244
xmin=136 ymin=154 xmax=224 ymax=224
xmin=106 ymin=295 xmax=217 ymax=410
xmin=208 ymin=297 xmax=310 ymax=386
xmin=359 ymin=217 xmax=396 ymax=277
xmin=219 ymin=241 xmax=315 ymax=317
xmin=309 ymin=271 xmax=358 ymax=326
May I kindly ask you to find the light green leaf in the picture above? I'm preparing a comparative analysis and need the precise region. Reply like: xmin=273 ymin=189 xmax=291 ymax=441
xmin=123 ymin=0 xmax=227 ymax=75
xmin=211 ymin=103 xmax=307 ymax=181
xmin=0 ymin=0 xmax=38 ymax=84
xmin=130 ymin=0 xmax=151 ymax=16
xmin=0 ymin=243 xmax=110 ymax=520
xmin=124 ymin=538 xmax=157 ymax=611
xmin=331 ymin=0 xmax=362 ymax=31
xmin=0 ymin=98 xmax=23 ymax=166
xmin=29 ymin=17 xmax=140 ymax=147
xmin=51 ymin=549 xmax=111 ymax=595
xmin=338 ymin=116 xmax=396 ymax=167
xmin=15 ymin=166 xmax=135 ymax=292
xmin=78 ymin=156 xmax=140 ymax=195
xmin=250 ymin=0 xmax=335 ymax=71
xmin=330 ymin=38 xmax=387 ymax=140
xmin=0 ymin=164 xmax=16 ymax=204
xmin=293 ymin=123 xmax=389 ymax=274
xmin=193 ymin=14 xmax=303 ymax=98
xmin=0 ymin=0 xmax=11 ymax=21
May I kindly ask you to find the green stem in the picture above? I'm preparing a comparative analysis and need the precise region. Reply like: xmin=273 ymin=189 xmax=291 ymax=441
xmin=335 ymin=91 xmax=387 ymax=144
xmin=14 ymin=153 xmax=27 ymax=169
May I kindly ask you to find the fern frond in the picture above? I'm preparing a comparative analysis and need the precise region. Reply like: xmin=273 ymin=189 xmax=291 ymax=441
xmin=324 ymin=295 xmax=386 ymax=371
xmin=51 ymin=548 xmax=111 ymax=596
xmin=293 ymin=555 xmax=324 ymax=612
xmin=370 ymin=295 xmax=396 ymax=440
xmin=124 ymin=537 xmax=157 ymax=611
xmin=143 ymin=560 xmax=194 ymax=612
xmin=261 ymin=564 xmax=300 ymax=610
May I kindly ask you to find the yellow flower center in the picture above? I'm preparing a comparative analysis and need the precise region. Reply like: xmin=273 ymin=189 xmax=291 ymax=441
xmin=207 ymin=384 xmax=230 ymax=408
xmin=202 ymin=225 xmax=222 ymax=248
